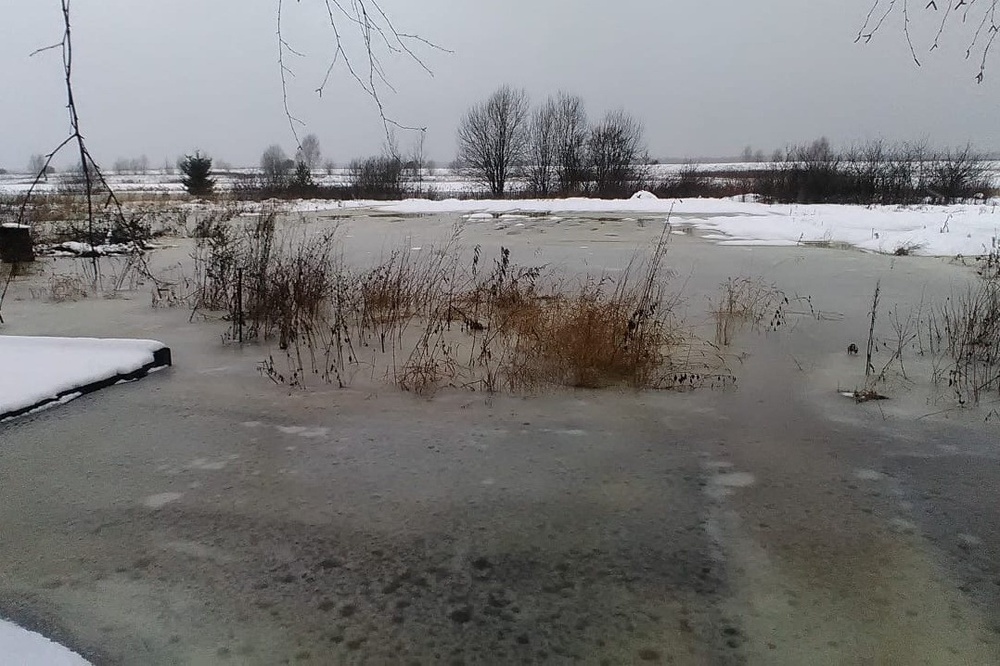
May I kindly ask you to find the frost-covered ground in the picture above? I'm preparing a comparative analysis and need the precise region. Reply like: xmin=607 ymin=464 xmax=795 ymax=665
xmin=0 ymin=336 xmax=168 ymax=420
xmin=0 ymin=619 xmax=90 ymax=665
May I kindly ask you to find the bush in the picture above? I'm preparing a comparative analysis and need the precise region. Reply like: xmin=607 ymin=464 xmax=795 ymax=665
xmin=230 ymin=173 xmax=351 ymax=201
xmin=347 ymin=154 xmax=405 ymax=199
xmin=753 ymin=139 xmax=993 ymax=205
xmin=926 ymin=145 xmax=993 ymax=203
xmin=179 ymin=151 xmax=215 ymax=197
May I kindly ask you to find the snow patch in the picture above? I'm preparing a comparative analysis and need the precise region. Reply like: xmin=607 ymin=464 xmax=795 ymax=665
xmin=142 ymin=492 xmax=184 ymax=509
xmin=0 ymin=620 xmax=90 ymax=665
xmin=854 ymin=468 xmax=885 ymax=481
xmin=275 ymin=196 xmax=1000 ymax=257
xmin=713 ymin=472 xmax=756 ymax=488
xmin=276 ymin=425 xmax=330 ymax=438
xmin=0 ymin=336 xmax=168 ymax=420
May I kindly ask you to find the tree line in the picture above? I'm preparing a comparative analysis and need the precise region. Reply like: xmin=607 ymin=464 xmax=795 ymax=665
xmin=457 ymin=85 xmax=648 ymax=199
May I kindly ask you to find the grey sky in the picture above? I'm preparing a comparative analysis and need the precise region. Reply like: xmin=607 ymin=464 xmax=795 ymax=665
xmin=3 ymin=1 xmax=1000 ymax=170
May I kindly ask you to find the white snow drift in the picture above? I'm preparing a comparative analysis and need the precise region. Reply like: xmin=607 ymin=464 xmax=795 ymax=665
xmin=0 ymin=336 xmax=167 ymax=419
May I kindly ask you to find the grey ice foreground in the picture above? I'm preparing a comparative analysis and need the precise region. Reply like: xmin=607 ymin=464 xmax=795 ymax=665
xmin=0 ymin=336 xmax=171 ymax=421
xmin=1 ymin=336 xmax=170 ymax=659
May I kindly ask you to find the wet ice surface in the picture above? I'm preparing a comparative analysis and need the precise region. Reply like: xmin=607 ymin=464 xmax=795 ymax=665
xmin=0 ymin=209 xmax=999 ymax=664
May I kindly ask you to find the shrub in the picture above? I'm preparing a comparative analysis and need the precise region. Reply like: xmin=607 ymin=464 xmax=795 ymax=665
xmin=926 ymin=145 xmax=993 ymax=204
xmin=347 ymin=154 xmax=405 ymax=199
xmin=938 ymin=276 xmax=1000 ymax=404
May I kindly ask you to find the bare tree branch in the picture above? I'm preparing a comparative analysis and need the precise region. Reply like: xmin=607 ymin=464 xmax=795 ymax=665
xmin=277 ymin=0 xmax=450 ymax=151
xmin=859 ymin=0 xmax=1000 ymax=80
xmin=1 ymin=0 xmax=159 ymax=322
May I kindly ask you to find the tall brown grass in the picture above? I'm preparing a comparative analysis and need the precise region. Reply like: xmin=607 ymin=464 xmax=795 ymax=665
xmin=191 ymin=220 xmax=732 ymax=395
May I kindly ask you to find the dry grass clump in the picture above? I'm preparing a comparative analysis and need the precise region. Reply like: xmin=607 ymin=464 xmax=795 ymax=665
xmin=978 ymin=242 xmax=999 ymax=281
xmin=192 ymin=217 xmax=729 ymax=395
xmin=938 ymin=276 xmax=1000 ymax=404
xmin=852 ymin=268 xmax=999 ymax=408
xmin=508 ymin=247 xmax=678 ymax=390
xmin=40 ymin=273 xmax=89 ymax=302
xmin=191 ymin=206 xmax=341 ymax=359
xmin=711 ymin=276 xmax=789 ymax=346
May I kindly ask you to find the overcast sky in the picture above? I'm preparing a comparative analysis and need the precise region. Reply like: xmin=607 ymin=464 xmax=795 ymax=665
xmin=3 ymin=1 xmax=1000 ymax=170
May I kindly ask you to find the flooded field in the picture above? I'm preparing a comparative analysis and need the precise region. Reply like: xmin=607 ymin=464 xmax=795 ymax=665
xmin=1 ymin=209 xmax=998 ymax=664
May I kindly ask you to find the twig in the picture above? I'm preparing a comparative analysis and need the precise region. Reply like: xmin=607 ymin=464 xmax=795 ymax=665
xmin=276 ymin=0 xmax=449 ymax=149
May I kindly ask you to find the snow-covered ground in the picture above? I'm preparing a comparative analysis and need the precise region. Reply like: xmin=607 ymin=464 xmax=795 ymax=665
xmin=277 ymin=194 xmax=1000 ymax=258
xmin=0 ymin=336 xmax=169 ymax=421
xmin=0 ymin=620 xmax=90 ymax=665
xmin=3 ymin=165 xmax=999 ymax=257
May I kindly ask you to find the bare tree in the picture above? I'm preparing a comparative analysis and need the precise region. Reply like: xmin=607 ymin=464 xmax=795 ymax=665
xmin=296 ymin=133 xmax=322 ymax=170
xmin=552 ymin=92 xmax=589 ymax=195
xmin=858 ymin=1 xmax=1000 ymax=81
xmin=407 ymin=130 xmax=428 ymax=187
xmin=527 ymin=98 xmax=558 ymax=196
xmin=26 ymin=154 xmax=48 ymax=180
xmin=348 ymin=151 xmax=405 ymax=199
xmin=456 ymin=85 xmax=531 ymax=198
xmin=587 ymin=110 xmax=647 ymax=198
xmin=261 ymin=144 xmax=291 ymax=186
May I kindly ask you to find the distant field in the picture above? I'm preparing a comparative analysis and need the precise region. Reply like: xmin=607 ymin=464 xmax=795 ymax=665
xmin=0 ymin=163 xmax=777 ymax=198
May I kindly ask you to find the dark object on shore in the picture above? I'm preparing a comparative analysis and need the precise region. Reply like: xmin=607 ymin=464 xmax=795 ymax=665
xmin=847 ymin=343 xmax=859 ymax=355
xmin=0 ymin=224 xmax=35 ymax=263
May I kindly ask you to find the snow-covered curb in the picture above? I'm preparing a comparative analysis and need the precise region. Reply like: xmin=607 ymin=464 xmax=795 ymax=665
xmin=0 ymin=336 xmax=171 ymax=422
xmin=0 ymin=619 xmax=90 ymax=665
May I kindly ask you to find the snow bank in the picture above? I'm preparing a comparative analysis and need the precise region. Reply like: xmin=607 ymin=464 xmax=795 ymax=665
xmin=0 ymin=336 xmax=170 ymax=421
xmin=285 ymin=195 xmax=757 ymax=216
xmin=692 ymin=202 xmax=1000 ymax=257
xmin=0 ymin=620 xmax=90 ymax=665
xmin=280 ymin=196 xmax=997 ymax=258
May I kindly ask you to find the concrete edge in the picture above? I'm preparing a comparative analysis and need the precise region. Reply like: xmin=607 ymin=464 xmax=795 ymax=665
xmin=0 ymin=346 xmax=172 ymax=423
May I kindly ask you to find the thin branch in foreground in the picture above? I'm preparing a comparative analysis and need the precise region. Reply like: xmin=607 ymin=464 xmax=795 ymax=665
xmin=0 ymin=0 xmax=161 ymax=322
xmin=859 ymin=0 xmax=1000 ymax=80
xmin=277 ymin=0 xmax=450 ymax=148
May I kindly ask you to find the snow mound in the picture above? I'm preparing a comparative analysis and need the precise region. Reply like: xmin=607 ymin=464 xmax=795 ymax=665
xmin=0 ymin=336 xmax=170 ymax=421
xmin=630 ymin=190 xmax=658 ymax=200
xmin=0 ymin=620 xmax=90 ymax=665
